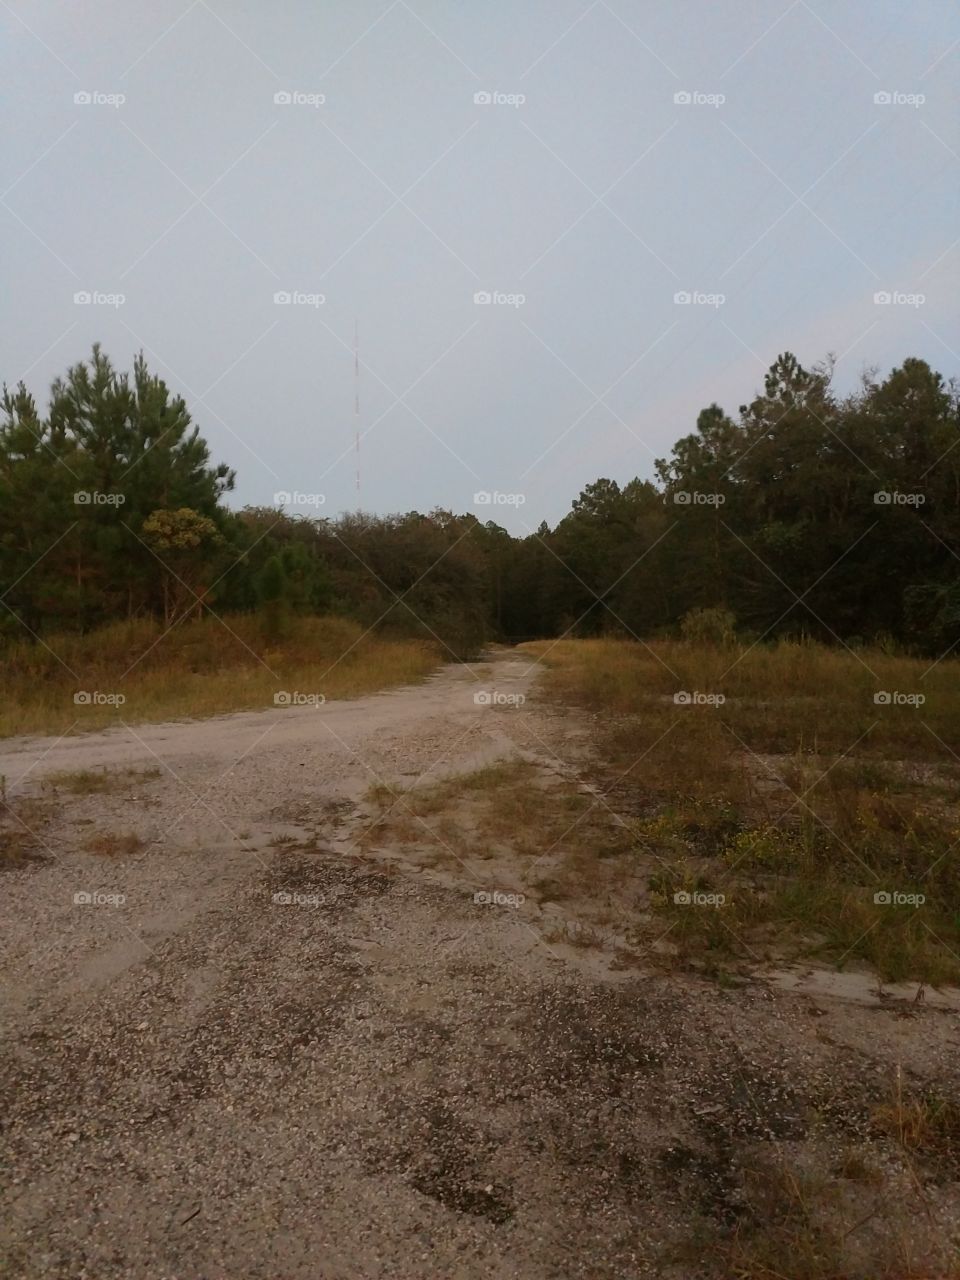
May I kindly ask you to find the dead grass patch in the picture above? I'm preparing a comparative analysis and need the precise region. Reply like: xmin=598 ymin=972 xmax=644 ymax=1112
xmin=701 ymin=1154 xmax=954 ymax=1280
xmin=0 ymin=781 xmax=58 ymax=866
xmin=82 ymin=831 xmax=145 ymax=858
xmin=521 ymin=638 xmax=960 ymax=987
xmin=873 ymin=1066 xmax=960 ymax=1166
xmin=0 ymin=614 xmax=440 ymax=739
xmin=47 ymin=767 xmax=162 ymax=795
xmin=361 ymin=758 xmax=639 ymax=934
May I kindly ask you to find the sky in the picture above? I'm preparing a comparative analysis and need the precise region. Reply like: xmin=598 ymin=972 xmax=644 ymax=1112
xmin=2 ymin=0 xmax=958 ymax=534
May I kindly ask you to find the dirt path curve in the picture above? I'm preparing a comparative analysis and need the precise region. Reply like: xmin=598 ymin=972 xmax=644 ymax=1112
xmin=3 ymin=650 xmax=957 ymax=1279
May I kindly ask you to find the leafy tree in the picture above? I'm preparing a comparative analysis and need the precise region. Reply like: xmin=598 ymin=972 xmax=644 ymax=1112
xmin=0 ymin=347 xmax=234 ymax=631
xmin=141 ymin=508 xmax=222 ymax=624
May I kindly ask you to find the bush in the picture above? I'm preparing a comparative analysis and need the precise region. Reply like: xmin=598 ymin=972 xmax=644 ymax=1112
xmin=679 ymin=607 xmax=737 ymax=649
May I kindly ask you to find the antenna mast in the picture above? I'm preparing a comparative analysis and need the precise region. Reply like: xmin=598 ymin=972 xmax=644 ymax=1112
xmin=353 ymin=319 xmax=360 ymax=500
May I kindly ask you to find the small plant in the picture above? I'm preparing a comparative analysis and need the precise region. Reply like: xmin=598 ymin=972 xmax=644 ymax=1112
xmin=540 ymin=918 xmax=607 ymax=949
xmin=873 ymin=1065 xmax=960 ymax=1160
xmin=680 ymin=606 xmax=737 ymax=649
xmin=832 ymin=1147 xmax=884 ymax=1186
xmin=48 ymin=767 xmax=161 ymax=795
xmin=723 ymin=824 xmax=802 ymax=871
xmin=83 ymin=831 xmax=145 ymax=858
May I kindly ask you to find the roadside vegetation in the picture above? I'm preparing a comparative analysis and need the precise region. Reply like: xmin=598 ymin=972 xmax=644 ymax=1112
xmin=0 ymin=773 xmax=55 ymax=866
xmin=524 ymin=631 xmax=960 ymax=987
xmin=0 ymin=614 xmax=438 ymax=738
xmin=362 ymin=760 xmax=633 ymax=920
xmin=3 ymin=345 xmax=960 ymax=679
xmin=361 ymin=630 xmax=960 ymax=987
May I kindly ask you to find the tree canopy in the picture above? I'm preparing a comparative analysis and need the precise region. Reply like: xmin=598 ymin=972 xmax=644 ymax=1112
xmin=2 ymin=346 xmax=957 ymax=658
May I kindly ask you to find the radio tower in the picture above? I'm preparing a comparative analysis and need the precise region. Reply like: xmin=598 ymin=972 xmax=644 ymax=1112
xmin=353 ymin=319 xmax=360 ymax=501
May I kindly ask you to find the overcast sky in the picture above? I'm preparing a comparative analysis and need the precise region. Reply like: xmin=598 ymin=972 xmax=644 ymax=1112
xmin=3 ymin=0 xmax=958 ymax=533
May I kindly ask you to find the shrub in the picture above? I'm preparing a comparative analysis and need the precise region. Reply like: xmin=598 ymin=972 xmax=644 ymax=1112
xmin=679 ymin=606 xmax=737 ymax=649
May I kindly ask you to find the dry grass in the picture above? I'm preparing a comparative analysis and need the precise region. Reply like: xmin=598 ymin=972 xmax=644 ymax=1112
xmin=539 ymin=918 xmax=610 ymax=949
xmin=0 ymin=614 xmax=440 ymax=739
xmin=364 ymin=758 xmax=620 ymax=860
xmin=699 ymin=1153 xmax=958 ymax=1280
xmin=873 ymin=1066 xmax=960 ymax=1163
xmin=46 ymin=767 xmax=162 ymax=794
xmin=362 ymin=758 xmax=636 ymax=934
xmin=521 ymin=637 xmax=960 ymax=986
xmin=82 ymin=831 xmax=145 ymax=858
xmin=523 ymin=636 xmax=960 ymax=757
xmin=364 ymin=759 xmax=585 ymax=861
xmin=0 ymin=786 xmax=57 ymax=866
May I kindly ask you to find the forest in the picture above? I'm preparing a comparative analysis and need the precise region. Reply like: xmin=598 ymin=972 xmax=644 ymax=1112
xmin=2 ymin=344 xmax=958 ymax=660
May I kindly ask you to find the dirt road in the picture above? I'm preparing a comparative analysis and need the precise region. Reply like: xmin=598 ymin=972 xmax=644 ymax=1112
xmin=2 ymin=651 xmax=958 ymax=1279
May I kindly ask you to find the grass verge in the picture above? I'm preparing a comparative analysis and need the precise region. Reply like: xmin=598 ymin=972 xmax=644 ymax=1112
xmin=0 ymin=614 xmax=440 ymax=738
xmin=521 ymin=637 xmax=960 ymax=986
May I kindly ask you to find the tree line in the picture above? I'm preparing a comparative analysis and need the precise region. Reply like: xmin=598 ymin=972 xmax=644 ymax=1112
xmin=1 ymin=345 xmax=958 ymax=658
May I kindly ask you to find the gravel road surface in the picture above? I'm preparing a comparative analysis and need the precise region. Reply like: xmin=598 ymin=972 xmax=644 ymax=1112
xmin=3 ymin=651 xmax=958 ymax=1279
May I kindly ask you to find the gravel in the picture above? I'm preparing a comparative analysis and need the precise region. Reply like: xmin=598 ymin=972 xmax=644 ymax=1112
xmin=2 ymin=651 xmax=958 ymax=1278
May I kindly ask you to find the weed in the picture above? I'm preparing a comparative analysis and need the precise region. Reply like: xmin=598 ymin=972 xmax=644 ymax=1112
xmin=873 ymin=1066 xmax=960 ymax=1162
xmin=83 ymin=832 xmax=145 ymax=858
xmin=48 ymin=767 xmax=161 ymax=794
